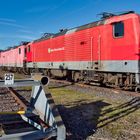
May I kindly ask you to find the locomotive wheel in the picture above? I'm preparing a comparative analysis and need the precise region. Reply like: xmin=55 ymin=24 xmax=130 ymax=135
xmin=73 ymin=72 xmax=80 ymax=82
xmin=17 ymin=68 xmax=22 ymax=73
xmin=135 ymin=86 xmax=140 ymax=92
xmin=46 ymin=70 xmax=52 ymax=78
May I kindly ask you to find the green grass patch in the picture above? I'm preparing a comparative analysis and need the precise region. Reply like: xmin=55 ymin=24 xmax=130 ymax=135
xmin=47 ymin=86 xmax=140 ymax=138
xmin=48 ymin=87 xmax=96 ymax=106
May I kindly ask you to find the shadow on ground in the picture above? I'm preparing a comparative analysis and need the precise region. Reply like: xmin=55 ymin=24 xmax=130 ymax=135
xmin=57 ymin=97 xmax=140 ymax=140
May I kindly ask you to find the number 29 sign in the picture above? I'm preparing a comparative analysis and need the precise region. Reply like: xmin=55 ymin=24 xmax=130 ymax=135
xmin=4 ymin=73 xmax=14 ymax=85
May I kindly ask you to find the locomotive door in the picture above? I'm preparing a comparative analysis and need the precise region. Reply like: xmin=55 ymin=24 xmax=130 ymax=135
xmin=23 ymin=47 xmax=27 ymax=68
xmin=90 ymin=30 xmax=101 ymax=70
xmin=26 ymin=45 xmax=32 ymax=62
xmin=24 ymin=47 xmax=27 ymax=58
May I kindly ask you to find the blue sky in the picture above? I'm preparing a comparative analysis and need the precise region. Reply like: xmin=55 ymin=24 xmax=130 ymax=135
xmin=0 ymin=0 xmax=140 ymax=49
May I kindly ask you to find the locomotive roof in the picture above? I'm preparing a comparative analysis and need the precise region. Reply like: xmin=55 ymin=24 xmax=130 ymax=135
xmin=33 ymin=11 xmax=135 ymax=43
xmin=33 ymin=20 xmax=106 ymax=43
xmin=2 ymin=41 xmax=30 ymax=52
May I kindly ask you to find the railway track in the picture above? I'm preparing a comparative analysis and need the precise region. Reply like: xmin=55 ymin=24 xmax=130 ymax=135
xmin=0 ymin=74 xmax=39 ymax=137
xmin=50 ymin=79 xmax=140 ymax=97
xmin=0 ymin=86 xmax=38 ymax=136
xmin=0 ymin=88 xmax=19 ymax=112
xmin=1 ymin=69 xmax=140 ymax=97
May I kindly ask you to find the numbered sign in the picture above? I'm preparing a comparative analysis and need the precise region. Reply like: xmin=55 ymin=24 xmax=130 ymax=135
xmin=4 ymin=73 xmax=14 ymax=85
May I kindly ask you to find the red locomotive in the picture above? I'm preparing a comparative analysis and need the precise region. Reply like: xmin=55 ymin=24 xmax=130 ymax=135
xmin=0 ymin=11 xmax=140 ymax=90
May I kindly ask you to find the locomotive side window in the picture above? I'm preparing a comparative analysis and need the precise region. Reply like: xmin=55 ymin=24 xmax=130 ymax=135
xmin=113 ymin=22 xmax=124 ymax=38
xmin=19 ymin=48 xmax=21 ymax=54
xmin=28 ymin=45 xmax=30 ymax=52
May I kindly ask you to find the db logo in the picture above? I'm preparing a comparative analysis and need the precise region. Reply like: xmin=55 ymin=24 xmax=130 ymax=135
xmin=48 ymin=48 xmax=51 ymax=53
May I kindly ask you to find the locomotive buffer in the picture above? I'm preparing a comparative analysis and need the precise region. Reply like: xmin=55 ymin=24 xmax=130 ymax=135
xmin=0 ymin=73 xmax=66 ymax=140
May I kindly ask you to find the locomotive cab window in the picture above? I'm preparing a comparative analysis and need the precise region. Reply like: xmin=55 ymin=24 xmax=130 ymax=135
xmin=113 ymin=22 xmax=124 ymax=38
